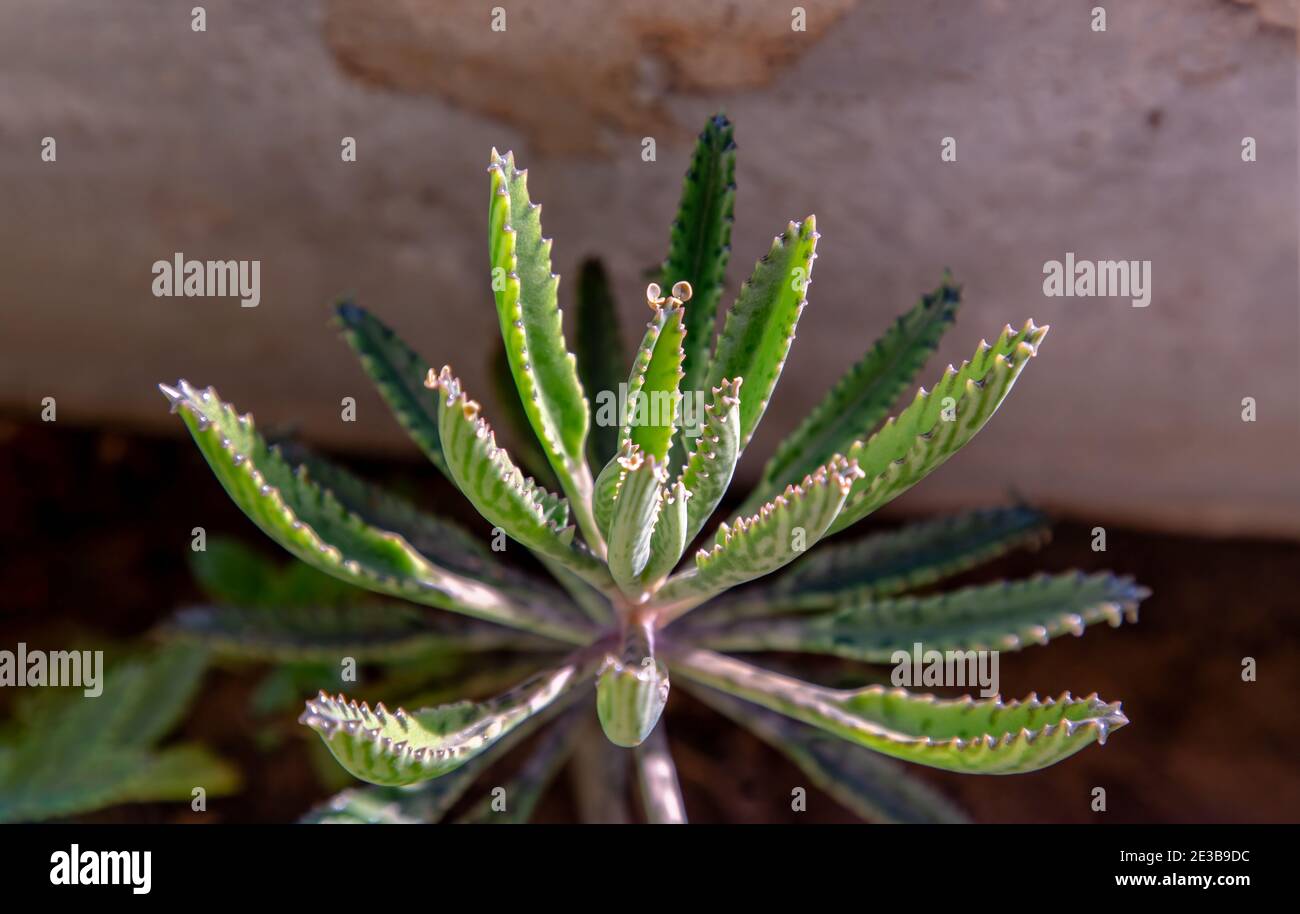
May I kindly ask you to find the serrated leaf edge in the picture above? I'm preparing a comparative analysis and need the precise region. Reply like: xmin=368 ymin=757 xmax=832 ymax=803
xmin=695 ymin=454 xmax=865 ymax=571
xmin=426 ymin=366 xmax=579 ymax=545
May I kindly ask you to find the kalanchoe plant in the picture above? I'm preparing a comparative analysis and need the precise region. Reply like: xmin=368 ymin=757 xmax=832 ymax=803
xmin=160 ymin=114 xmax=1148 ymax=823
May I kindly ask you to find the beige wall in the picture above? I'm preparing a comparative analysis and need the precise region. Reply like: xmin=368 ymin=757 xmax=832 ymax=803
xmin=2 ymin=0 xmax=1298 ymax=535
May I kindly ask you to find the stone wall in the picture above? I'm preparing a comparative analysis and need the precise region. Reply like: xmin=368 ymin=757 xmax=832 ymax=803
xmin=2 ymin=0 xmax=1297 ymax=534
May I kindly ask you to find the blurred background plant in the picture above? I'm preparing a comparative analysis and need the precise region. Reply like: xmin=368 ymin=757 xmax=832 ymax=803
xmin=0 ymin=644 xmax=240 ymax=822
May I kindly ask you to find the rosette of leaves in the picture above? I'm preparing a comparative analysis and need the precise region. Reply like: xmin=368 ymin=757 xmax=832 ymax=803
xmin=161 ymin=114 xmax=1147 ymax=824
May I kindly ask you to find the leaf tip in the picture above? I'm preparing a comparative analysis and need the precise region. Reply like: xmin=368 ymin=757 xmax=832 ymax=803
xmin=158 ymin=382 xmax=183 ymax=411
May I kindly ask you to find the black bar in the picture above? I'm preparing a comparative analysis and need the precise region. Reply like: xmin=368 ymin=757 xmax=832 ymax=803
xmin=2 ymin=824 xmax=1285 ymax=899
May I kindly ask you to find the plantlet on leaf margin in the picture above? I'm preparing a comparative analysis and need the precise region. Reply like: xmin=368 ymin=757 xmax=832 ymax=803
xmin=161 ymin=113 xmax=1148 ymax=823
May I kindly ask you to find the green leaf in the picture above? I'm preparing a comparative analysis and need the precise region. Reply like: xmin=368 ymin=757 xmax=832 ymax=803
xmin=334 ymin=302 xmax=446 ymax=475
xmin=490 ymin=345 xmax=560 ymax=490
xmin=0 ymin=752 xmax=142 ymax=823
xmin=655 ymin=456 xmax=863 ymax=622
xmin=167 ymin=601 xmax=555 ymax=663
xmin=642 ymin=479 xmax=689 ymax=591
xmin=672 ymin=648 xmax=1128 ymax=774
xmin=622 ymin=301 xmax=686 ymax=462
xmin=189 ymin=538 xmax=286 ymax=607
xmin=773 ymin=506 xmax=1050 ymax=600
xmin=277 ymin=446 xmax=518 ymax=586
xmin=663 ymin=113 xmax=736 ymax=427
xmin=302 ymin=694 xmax=564 ymax=823
xmin=488 ymin=150 xmax=601 ymax=550
xmin=455 ymin=709 xmax=582 ymax=823
xmin=97 ymin=644 xmax=210 ymax=748
xmin=0 ymin=645 xmax=240 ymax=822
xmin=300 ymin=646 xmax=601 ymax=787
xmin=596 ymin=619 xmax=669 ymax=748
xmin=704 ymin=216 xmax=818 ymax=450
xmin=829 ymin=321 xmax=1049 ymax=535
xmin=687 ymin=572 xmax=1147 ymax=661
xmin=604 ymin=447 xmax=668 ymax=596
xmin=696 ymin=506 xmax=1050 ymax=623
xmin=592 ymin=442 xmax=628 ymax=544
xmin=594 ymin=443 xmax=689 ymax=593
xmin=745 ymin=278 xmax=960 ymax=511
xmin=116 ymin=745 xmax=241 ymax=803
xmin=684 ymin=684 xmax=967 ymax=823
xmin=634 ymin=721 xmax=686 ymax=824
xmin=160 ymin=380 xmax=589 ymax=643
xmin=429 ymin=367 xmax=612 ymax=593
xmin=676 ymin=378 xmax=742 ymax=545
xmin=574 ymin=258 xmax=626 ymax=467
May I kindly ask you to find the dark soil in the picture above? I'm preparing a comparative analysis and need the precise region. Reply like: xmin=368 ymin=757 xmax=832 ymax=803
xmin=2 ymin=418 xmax=1297 ymax=823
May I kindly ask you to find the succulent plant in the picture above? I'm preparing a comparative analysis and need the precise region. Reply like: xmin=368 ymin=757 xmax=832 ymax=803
xmin=160 ymin=114 xmax=1147 ymax=823
xmin=0 ymin=645 xmax=238 ymax=822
